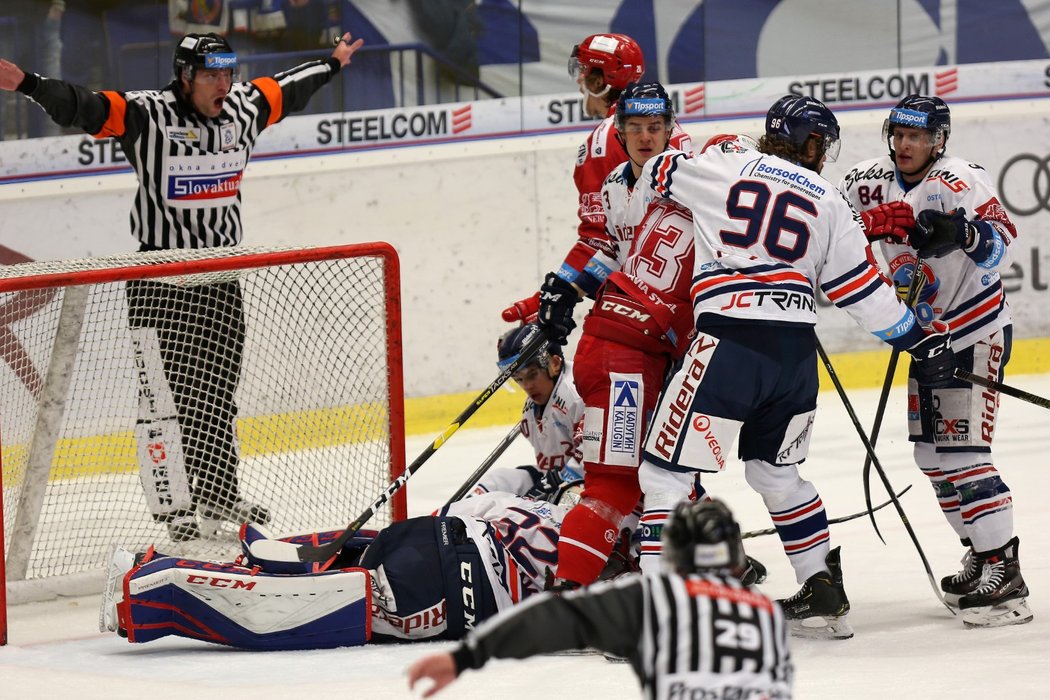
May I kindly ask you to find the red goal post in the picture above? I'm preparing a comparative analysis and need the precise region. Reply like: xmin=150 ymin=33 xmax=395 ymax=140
xmin=0 ymin=243 xmax=406 ymax=645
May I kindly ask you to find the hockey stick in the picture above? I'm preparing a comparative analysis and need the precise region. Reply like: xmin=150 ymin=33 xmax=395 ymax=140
xmin=816 ymin=337 xmax=953 ymax=613
xmin=445 ymin=423 xmax=522 ymax=505
xmin=861 ymin=257 xmax=927 ymax=543
xmin=954 ymin=369 xmax=1050 ymax=410
xmin=742 ymin=484 xmax=913 ymax=539
xmin=248 ymin=332 xmax=550 ymax=569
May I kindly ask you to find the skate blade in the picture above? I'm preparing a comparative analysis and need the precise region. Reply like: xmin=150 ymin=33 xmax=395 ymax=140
xmin=962 ymin=598 xmax=1034 ymax=628
xmin=603 ymin=652 xmax=629 ymax=664
xmin=943 ymin=592 xmax=963 ymax=609
xmin=788 ymin=614 xmax=854 ymax=640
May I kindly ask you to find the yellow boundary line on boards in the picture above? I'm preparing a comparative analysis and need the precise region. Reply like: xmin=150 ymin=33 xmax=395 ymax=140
xmin=402 ymin=337 xmax=1050 ymax=437
xmin=2 ymin=338 xmax=1046 ymax=485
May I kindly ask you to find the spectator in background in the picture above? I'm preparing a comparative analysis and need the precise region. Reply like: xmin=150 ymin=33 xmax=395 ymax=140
xmin=1 ymin=0 xmax=64 ymax=136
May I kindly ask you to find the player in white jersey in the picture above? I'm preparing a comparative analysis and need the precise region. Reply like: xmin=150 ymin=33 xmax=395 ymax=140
xmin=470 ymin=324 xmax=584 ymax=498
xmin=99 ymin=490 xmax=582 ymax=649
xmin=408 ymin=499 xmax=793 ymax=700
xmin=839 ymin=95 xmax=1031 ymax=628
xmin=633 ymin=95 xmax=956 ymax=640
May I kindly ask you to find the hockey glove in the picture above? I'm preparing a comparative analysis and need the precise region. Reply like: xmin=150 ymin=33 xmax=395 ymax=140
xmin=912 ymin=208 xmax=970 ymax=258
xmin=501 ymin=291 xmax=540 ymax=324
xmin=860 ymin=201 xmax=915 ymax=244
xmin=907 ymin=326 xmax=955 ymax=388
xmin=538 ymin=272 xmax=581 ymax=344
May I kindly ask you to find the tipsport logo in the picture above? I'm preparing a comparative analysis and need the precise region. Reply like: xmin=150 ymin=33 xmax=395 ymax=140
xmin=890 ymin=107 xmax=928 ymax=127
xmin=168 ymin=170 xmax=243 ymax=201
xmin=204 ymin=53 xmax=238 ymax=69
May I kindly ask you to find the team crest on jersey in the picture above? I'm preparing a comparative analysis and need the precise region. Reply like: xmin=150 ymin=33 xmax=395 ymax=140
xmin=219 ymin=122 xmax=238 ymax=151
xmin=889 ymin=254 xmax=940 ymax=323
xmin=608 ymin=374 xmax=641 ymax=460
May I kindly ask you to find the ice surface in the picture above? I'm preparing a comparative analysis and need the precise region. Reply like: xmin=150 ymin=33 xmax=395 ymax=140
xmin=5 ymin=376 xmax=1050 ymax=699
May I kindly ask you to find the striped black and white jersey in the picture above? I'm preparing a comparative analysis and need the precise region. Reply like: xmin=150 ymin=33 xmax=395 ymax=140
xmin=453 ymin=572 xmax=793 ymax=699
xmin=21 ymin=60 xmax=340 ymax=249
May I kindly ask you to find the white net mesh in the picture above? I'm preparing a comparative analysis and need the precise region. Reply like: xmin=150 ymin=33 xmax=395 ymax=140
xmin=1 ymin=244 xmax=404 ymax=595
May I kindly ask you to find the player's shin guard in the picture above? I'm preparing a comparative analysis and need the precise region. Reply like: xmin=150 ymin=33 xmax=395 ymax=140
xmin=915 ymin=443 xmax=967 ymax=539
xmin=556 ymin=469 xmax=640 ymax=585
xmin=745 ymin=459 xmax=829 ymax=584
xmin=118 ymin=556 xmax=371 ymax=649
xmin=130 ymin=327 xmax=195 ymax=536
xmin=636 ymin=461 xmax=697 ymax=574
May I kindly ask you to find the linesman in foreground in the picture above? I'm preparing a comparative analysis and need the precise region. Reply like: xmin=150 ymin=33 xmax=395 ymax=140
xmin=0 ymin=31 xmax=363 ymax=541
xmin=407 ymin=499 xmax=793 ymax=699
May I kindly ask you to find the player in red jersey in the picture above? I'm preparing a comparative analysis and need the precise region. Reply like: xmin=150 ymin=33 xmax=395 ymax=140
xmin=501 ymin=34 xmax=692 ymax=324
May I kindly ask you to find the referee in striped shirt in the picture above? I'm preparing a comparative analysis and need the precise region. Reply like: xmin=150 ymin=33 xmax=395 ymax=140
xmin=408 ymin=499 xmax=794 ymax=699
xmin=0 ymin=31 xmax=363 ymax=540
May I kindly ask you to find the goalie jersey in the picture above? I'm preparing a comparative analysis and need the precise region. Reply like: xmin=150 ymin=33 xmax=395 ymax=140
xmin=106 ymin=492 xmax=572 ymax=649
xmin=838 ymin=154 xmax=1017 ymax=350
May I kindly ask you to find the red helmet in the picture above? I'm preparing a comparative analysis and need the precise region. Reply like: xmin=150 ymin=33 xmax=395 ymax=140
xmin=568 ymin=34 xmax=645 ymax=91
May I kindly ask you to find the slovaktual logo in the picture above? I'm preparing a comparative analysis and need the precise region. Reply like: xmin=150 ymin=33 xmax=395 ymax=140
xmin=168 ymin=171 xmax=243 ymax=200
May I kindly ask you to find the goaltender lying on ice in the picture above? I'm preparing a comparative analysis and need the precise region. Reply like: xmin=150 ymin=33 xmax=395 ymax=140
xmin=97 ymin=489 xmax=622 ymax=650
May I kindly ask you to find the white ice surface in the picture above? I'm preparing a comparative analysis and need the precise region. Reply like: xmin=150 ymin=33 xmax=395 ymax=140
xmin=5 ymin=375 xmax=1050 ymax=699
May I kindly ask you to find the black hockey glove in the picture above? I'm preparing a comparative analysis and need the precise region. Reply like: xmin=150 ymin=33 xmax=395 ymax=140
xmin=912 ymin=208 xmax=970 ymax=258
xmin=908 ymin=327 xmax=955 ymax=388
xmin=537 ymin=272 xmax=581 ymax=344
xmin=524 ymin=467 xmax=565 ymax=501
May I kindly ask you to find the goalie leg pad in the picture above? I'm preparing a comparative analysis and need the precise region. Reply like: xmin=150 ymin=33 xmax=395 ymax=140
xmin=120 ymin=556 xmax=371 ymax=650
xmin=130 ymin=326 xmax=193 ymax=519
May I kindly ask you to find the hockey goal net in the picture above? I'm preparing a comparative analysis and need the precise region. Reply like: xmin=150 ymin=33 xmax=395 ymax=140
xmin=0 ymin=243 xmax=405 ymax=642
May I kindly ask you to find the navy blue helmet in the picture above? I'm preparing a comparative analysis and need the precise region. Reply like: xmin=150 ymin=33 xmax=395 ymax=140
xmin=497 ymin=323 xmax=561 ymax=373
xmin=882 ymin=94 xmax=951 ymax=157
xmin=615 ymin=81 xmax=675 ymax=132
xmin=765 ymin=94 xmax=841 ymax=162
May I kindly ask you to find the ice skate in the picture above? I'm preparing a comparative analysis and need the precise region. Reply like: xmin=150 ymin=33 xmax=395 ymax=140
xmin=940 ymin=540 xmax=983 ymax=608
xmin=742 ymin=555 xmax=768 ymax=586
xmin=98 ymin=545 xmax=152 ymax=634
xmin=959 ymin=537 xmax=1034 ymax=629
xmin=776 ymin=547 xmax=854 ymax=640
xmin=166 ymin=512 xmax=201 ymax=542
xmin=199 ymin=499 xmax=272 ymax=527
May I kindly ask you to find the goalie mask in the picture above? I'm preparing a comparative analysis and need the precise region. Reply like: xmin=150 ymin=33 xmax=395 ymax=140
xmin=497 ymin=323 xmax=562 ymax=373
xmin=173 ymin=33 xmax=239 ymax=81
xmin=765 ymin=94 xmax=841 ymax=163
xmin=661 ymin=499 xmax=747 ymax=577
